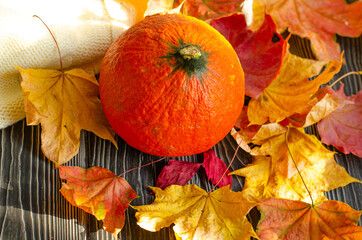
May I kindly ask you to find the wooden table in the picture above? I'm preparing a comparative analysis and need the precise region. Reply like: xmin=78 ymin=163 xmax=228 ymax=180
xmin=1 ymin=36 xmax=361 ymax=239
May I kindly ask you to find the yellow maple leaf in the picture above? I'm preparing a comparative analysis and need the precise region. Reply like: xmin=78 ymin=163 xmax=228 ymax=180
xmin=18 ymin=67 xmax=117 ymax=165
xmin=232 ymin=156 xmax=305 ymax=202
xmin=252 ymin=128 xmax=329 ymax=178
xmin=134 ymin=185 xmax=257 ymax=240
xmin=231 ymin=128 xmax=360 ymax=203
xmin=247 ymin=52 xmax=342 ymax=125
xmin=233 ymin=154 xmax=359 ymax=203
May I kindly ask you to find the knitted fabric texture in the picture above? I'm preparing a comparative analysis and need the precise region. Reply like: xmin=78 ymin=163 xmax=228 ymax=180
xmin=0 ymin=0 xmax=143 ymax=129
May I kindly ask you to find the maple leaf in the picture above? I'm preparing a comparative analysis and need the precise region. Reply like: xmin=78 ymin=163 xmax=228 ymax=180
xmin=231 ymin=128 xmax=253 ymax=153
xmin=247 ymin=52 xmax=342 ymax=125
xmin=257 ymin=198 xmax=362 ymax=240
xmin=231 ymin=117 xmax=286 ymax=154
xmin=18 ymin=67 xmax=117 ymax=165
xmin=251 ymin=122 xmax=286 ymax=142
xmin=255 ymin=0 xmax=362 ymax=60
xmin=318 ymin=85 xmax=362 ymax=157
xmin=230 ymin=128 xmax=251 ymax=153
xmin=253 ymin=127 xmax=339 ymax=178
xmin=232 ymin=128 xmax=360 ymax=203
xmin=59 ymin=166 xmax=138 ymax=238
xmin=148 ymin=0 xmax=245 ymax=20
xmin=232 ymin=106 xmax=260 ymax=153
xmin=280 ymin=92 xmax=340 ymax=128
xmin=234 ymin=106 xmax=261 ymax=139
xmin=210 ymin=13 xmax=287 ymax=98
xmin=156 ymin=150 xmax=232 ymax=190
xmin=156 ymin=160 xmax=201 ymax=189
xmin=232 ymin=156 xmax=305 ymax=202
xmin=202 ymin=149 xmax=233 ymax=188
xmin=175 ymin=0 xmax=244 ymax=20
xmin=134 ymin=185 xmax=257 ymax=240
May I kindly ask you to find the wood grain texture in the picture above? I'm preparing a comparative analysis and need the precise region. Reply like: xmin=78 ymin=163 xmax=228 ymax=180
xmin=1 ymin=35 xmax=361 ymax=240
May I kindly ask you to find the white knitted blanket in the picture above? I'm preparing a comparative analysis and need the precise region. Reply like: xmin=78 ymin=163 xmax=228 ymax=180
xmin=0 ymin=0 xmax=143 ymax=129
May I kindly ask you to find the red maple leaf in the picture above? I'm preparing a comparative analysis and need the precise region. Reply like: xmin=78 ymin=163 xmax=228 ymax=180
xmin=318 ymin=84 xmax=362 ymax=157
xmin=203 ymin=149 xmax=233 ymax=188
xmin=156 ymin=160 xmax=201 ymax=189
xmin=210 ymin=13 xmax=287 ymax=98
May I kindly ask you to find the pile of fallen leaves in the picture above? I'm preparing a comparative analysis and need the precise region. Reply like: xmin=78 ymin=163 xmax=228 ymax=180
xmin=17 ymin=0 xmax=362 ymax=239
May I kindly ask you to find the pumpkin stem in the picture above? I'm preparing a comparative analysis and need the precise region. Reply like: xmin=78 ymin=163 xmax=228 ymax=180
xmin=161 ymin=40 xmax=209 ymax=85
xmin=179 ymin=45 xmax=202 ymax=60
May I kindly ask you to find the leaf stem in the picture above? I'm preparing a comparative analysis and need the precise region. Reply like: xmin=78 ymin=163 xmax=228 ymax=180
xmin=208 ymin=144 xmax=240 ymax=194
xmin=118 ymin=157 xmax=166 ymax=177
xmin=329 ymin=71 xmax=361 ymax=88
xmin=33 ymin=15 xmax=63 ymax=73
xmin=285 ymin=127 xmax=314 ymax=205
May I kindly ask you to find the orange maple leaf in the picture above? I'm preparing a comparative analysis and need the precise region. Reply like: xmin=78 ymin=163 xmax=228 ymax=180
xmin=255 ymin=0 xmax=362 ymax=60
xmin=18 ymin=67 xmax=117 ymax=165
xmin=59 ymin=166 xmax=138 ymax=238
xmin=257 ymin=198 xmax=362 ymax=240
xmin=134 ymin=185 xmax=257 ymax=240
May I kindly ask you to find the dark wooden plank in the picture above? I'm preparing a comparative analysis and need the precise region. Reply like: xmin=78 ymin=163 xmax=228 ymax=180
xmin=0 ymin=35 xmax=361 ymax=240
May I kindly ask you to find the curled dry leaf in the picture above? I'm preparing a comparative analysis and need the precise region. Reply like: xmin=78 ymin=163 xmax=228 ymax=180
xmin=231 ymin=128 xmax=252 ymax=153
xmin=318 ymin=85 xmax=362 ymax=157
xmin=18 ymin=67 xmax=117 ymax=165
xmin=134 ymin=185 xmax=257 ymax=240
xmin=232 ymin=128 xmax=360 ymax=203
xmin=232 ymin=104 xmax=286 ymax=153
xmin=156 ymin=160 xmax=201 ymax=189
xmin=247 ymin=52 xmax=342 ymax=125
xmin=59 ymin=166 xmax=138 ymax=238
xmin=210 ymin=14 xmax=287 ymax=98
xmin=231 ymin=121 xmax=285 ymax=154
xmin=280 ymin=92 xmax=340 ymax=128
xmin=257 ymin=198 xmax=362 ymax=240
xmin=255 ymin=0 xmax=362 ymax=60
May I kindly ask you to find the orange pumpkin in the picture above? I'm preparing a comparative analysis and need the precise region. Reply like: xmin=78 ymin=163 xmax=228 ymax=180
xmin=99 ymin=13 xmax=244 ymax=157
